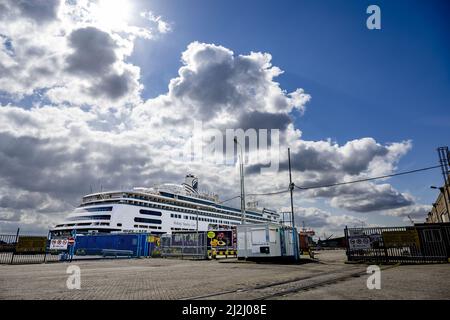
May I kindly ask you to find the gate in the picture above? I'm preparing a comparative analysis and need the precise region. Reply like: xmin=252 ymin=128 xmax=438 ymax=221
xmin=345 ymin=224 xmax=449 ymax=264
xmin=160 ymin=231 xmax=208 ymax=260
xmin=0 ymin=229 xmax=61 ymax=265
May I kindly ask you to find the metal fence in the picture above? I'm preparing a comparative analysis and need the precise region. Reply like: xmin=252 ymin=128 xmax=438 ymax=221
xmin=160 ymin=232 xmax=208 ymax=260
xmin=345 ymin=224 xmax=449 ymax=264
xmin=1 ymin=229 xmax=163 ymax=264
xmin=0 ymin=231 xmax=61 ymax=265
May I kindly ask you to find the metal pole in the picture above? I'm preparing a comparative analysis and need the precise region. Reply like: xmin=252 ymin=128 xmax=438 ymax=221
xmin=196 ymin=206 xmax=199 ymax=256
xmin=241 ymin=160 xmax=246 ymax=224
xmin=239 ymin=153 xmax=243 ymax=224
xmin=234 ymin=138 xmax=246 ymax=225
xmin=288 ymin=148 xmax=299 ymax=261
xmin=10 ymin=227 xmax=19 ymax=265
xmin=344 ymin=226 xmax=349 ymax=260
xmin=43 ymin=230 xmax=50 ymax=263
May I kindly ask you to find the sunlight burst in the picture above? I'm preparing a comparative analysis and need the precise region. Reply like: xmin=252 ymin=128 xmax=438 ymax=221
xmin=92 ymin=0 xmax=132 ymax=30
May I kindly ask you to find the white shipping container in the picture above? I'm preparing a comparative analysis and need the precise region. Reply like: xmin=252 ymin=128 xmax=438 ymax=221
xmin=237 ymin=223 xmax=299 ymax=259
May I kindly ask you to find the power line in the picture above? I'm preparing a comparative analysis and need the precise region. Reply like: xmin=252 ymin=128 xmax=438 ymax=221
xmin=294 ymin=165 xmax=441 ymax=190
xmin=217 ymin=195 xmax=241 ymax=204
xmin=219 ymin=189 xmax=288 ymax=204
xmin=247 ymin=189 xmax=289 ymax=196
xmin=220 ymin=164 xmax=441 ymax=202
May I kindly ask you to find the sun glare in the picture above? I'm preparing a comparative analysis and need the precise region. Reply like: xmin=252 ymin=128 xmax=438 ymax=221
xmin=92 ymin=0 xmax=132 ymax=29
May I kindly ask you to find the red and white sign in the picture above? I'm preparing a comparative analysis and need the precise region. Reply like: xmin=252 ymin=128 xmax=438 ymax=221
xmin=50 ymin=238 xmax=68 ymax=250
xmin=68 ymin=237 xmax=75 ymax=245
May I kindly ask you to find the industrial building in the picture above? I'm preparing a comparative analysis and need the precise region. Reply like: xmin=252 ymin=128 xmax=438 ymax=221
xmin=426 ymin=178 xmax=450 ymax=223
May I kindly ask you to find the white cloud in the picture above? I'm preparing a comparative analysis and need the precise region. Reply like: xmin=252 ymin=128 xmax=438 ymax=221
xmin=140 ymin=11 xmax=171 ymax=34
xmin=383 ymin=204 xmax=432 ymax=221
xmin=286 ymin=206 xmax=367 ymax=237
xmin=0 ymin=0 xmax=169 ymax=107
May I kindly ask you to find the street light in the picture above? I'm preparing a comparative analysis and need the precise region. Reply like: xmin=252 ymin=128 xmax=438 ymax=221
xmin=234 ymin=137 xmax=246 ymax=225
xmin=430 ymin=186 xmax=450 ymax=222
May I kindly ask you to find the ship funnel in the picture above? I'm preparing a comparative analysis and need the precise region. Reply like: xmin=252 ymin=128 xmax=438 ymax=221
xmin=184 ymin=174 xmax=198 ymax=192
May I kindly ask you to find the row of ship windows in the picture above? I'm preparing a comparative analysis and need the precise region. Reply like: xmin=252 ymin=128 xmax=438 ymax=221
xmin=123 ymin=199 xmax=266 ymax=222
xmin=67 ymin=216 xmax=162 ymax=226
xmin=133 ymin=225 xmax=162 ymax=230
xmin=56 ymin=222 xmax=110 ymax=227
xmin=62 ymin=208 xmax=250 ymax=228
xmin=75 ymin=206 xmax=113 ymax=213
xmin=69 ymin=214 xmax=111 ymax=221
xmin=170 ymin=213 xmax=235 ymax=224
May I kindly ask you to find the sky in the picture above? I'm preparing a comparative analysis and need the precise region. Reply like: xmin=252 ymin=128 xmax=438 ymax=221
xmin=0 ymin=0 xmax=449 ymax=236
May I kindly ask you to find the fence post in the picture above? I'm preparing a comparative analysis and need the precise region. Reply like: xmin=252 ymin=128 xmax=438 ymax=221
xmin=344 ymin=226 xmax=349 ymax=261
xmin=136 ymin=234 xmax=140 ymax=258
xmin=181 ymin=234 xmax=184 ymax=260
xmin=10 ymin=227 xmax=20 ymax=265
xmin=204 ymin=233 xmax=208 ymax=260
xmin=43 ymin=230 xmax=50 ymax=263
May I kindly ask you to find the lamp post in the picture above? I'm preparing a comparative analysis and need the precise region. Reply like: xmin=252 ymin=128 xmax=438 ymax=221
xmin=288 ymin=148 xmax=299 ymax=261
xmin=431 ymin=186 xmax=450 ymax=222
xmin=234 ymin=137 xmax=246 ymax=224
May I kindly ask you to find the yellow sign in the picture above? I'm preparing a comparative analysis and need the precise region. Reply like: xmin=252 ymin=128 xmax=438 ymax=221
xmin=147 ymin=235 xmax=155 ymax=243
xmin=382 ymin=230 xmax=420 ymax=248
xmin=16 ymin=236 xmax=47 ymax=253
xmin=207 ymin=231 xmax=215 ymax=239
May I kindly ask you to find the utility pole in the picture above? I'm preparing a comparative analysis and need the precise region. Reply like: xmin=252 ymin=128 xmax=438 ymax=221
xmin=288 ymin=148 xmax=295 ymax=230
xmin=288 ymin=148 xmax=299 ymax=261
xmin=196 ymin=206 xmax=199 ymax=256
xmin=234 ymin=137 xmax=246 ymax=224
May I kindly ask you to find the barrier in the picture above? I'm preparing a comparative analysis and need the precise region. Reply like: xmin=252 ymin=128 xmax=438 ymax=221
xmin=160 ymin=231 xmax=208 ymax=260
xmin=345 ymin=223 xmax=450 ymax=264
xmin=74 ymin=233 xmax=160 ymax=258
xmin=0 ymin=229 xmax=60 ymax=265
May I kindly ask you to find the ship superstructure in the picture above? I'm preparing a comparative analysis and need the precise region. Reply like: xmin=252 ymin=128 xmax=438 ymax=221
xmin=51 ymin=174 xmax=280 ymax=235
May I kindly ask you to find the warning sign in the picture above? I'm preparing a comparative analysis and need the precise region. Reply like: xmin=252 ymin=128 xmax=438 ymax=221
xmin=382 ymin=230 xmax=420 ymax=248
xmin=348 ymin=236 xmax=371 ymax=250
xmin=16 ymin=236 xmax=47 ymax=253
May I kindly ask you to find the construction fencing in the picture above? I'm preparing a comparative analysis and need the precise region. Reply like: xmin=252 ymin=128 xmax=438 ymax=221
xmin=345 ymin=223 xmax=450 ymax=263
xmin=160 ymin=232 xmax=208 ymax=260
xmin=160 ymin=230 xmax=238 ymax=260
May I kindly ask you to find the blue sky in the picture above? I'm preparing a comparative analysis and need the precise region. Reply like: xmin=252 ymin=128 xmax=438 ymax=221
xmin=0 ymin=0 xmax=449 ymax=234
xmin=131 ymin=0 xmax=450 ymax=206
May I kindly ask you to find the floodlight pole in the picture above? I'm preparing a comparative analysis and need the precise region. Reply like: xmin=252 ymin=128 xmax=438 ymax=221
xmin=288 ymin=148 xmax=299 ymax=261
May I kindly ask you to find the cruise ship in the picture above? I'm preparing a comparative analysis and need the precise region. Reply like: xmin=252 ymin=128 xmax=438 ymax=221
xmin=51 ymin=174 xmax=280 ymax=236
